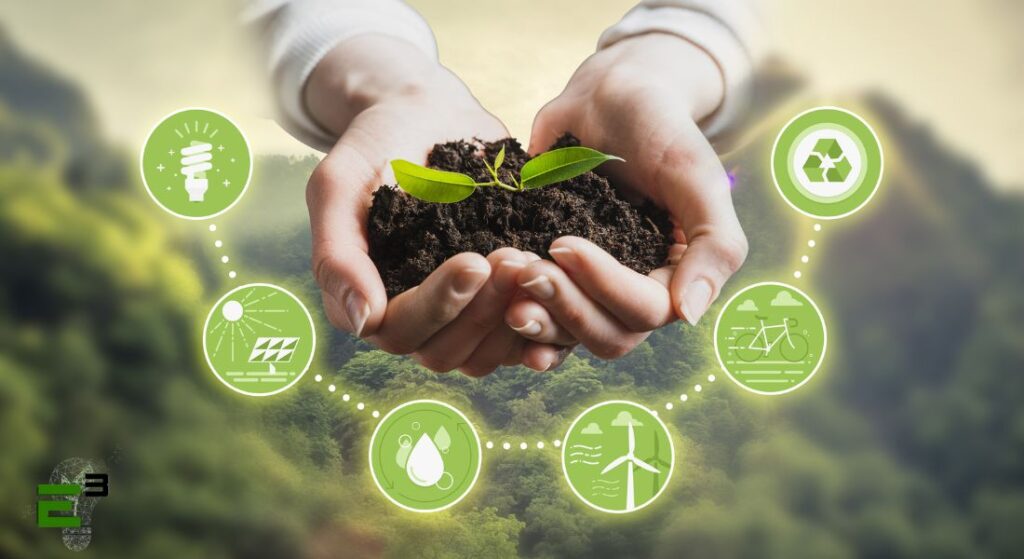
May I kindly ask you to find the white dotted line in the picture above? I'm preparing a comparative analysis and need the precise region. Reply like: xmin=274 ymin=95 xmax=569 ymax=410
xmin=484 ymin=439 xmax=561 ymax=451
xmin=208 ymin=223 xmax=238 ymax=280
xmin=793 ymin=223 xmax=822 ymax=280
xmin=665 ymin=374 xmax=717 ymax=411
xmin=313 ymin=373 xmax=378 ymax=419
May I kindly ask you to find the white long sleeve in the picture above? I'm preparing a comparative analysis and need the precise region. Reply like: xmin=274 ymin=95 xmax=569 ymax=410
xmin=243 ymin=0 xmax=438 ymax=151
xmin=599 ymin=0 xmax=764 ymax=139
xmin=247 ymin=0 xmax=761 ymax=151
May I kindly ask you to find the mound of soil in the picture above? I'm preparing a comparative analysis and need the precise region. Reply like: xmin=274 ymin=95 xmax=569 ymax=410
xmin=368 ymin=134 xmax=672 ymax=297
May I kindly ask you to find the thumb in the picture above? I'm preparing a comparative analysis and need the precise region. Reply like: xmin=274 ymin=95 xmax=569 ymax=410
xmin=661 ymin=139 xmax=748 ymax=325
xmin=307 ymin=141 xmax=389 ymax=337
xmin=528 ymin=99 xmax=569 ymax=156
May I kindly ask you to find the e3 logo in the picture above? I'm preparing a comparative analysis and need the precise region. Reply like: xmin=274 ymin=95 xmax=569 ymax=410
xmin=37 ymin=473 xmax=108 ymax=528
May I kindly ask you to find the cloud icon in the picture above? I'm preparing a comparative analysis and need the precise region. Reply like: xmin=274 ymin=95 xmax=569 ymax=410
xmin=580 ymin=422 xmax=603 ymax=435
xmin=770 ymin=290 xmax=804 ymax=307
xmin=737 ymin=299 xmax=759 ymax=312
xmin=610 ymin=411 xmax=644 ymax=427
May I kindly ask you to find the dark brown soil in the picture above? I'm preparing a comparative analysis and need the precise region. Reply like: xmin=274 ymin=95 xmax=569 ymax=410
xmin=368 ymin=134 xmax=673 ymax=297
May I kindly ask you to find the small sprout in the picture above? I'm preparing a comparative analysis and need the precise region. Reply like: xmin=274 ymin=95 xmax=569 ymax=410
xmin=493 ymin=145 xmax=505 ymax=171
xmin=484 ymin=145 xmax=506 ymax=184
xmin=391 ymin=145 xmax=622 ymax=203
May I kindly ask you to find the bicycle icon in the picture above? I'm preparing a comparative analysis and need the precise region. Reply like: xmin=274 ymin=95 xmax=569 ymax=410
xmin=734 ymin=316 xmax=809 ymax=363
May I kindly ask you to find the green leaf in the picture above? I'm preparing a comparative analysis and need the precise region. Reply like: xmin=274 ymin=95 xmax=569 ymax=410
xmin=519 ymin=146 xmax=623 ymax=190
xmin=391 ymin=159 xmax=477 ymax=203
xmin=494 ymin=146 xmax=506 ymax=170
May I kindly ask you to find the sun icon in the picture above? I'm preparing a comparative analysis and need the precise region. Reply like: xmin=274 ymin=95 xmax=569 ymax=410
xmin=222 ymin=300 xmax=243 ymax=321
xmin=203 ymin=283 xmax=316 ymax=397
xmin=206 ymin=286 xmax=286 ymax=363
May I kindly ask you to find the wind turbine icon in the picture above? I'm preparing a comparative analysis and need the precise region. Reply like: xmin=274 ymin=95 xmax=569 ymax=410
xmin=600 ymin=420 xmax=660 ymax=511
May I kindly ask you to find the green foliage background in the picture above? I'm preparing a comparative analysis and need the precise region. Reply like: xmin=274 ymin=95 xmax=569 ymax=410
xmin=2 ymin=31 xmax=1023 ymax=559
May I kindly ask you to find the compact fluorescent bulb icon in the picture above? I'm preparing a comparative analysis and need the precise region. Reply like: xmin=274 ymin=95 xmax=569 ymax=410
xmin=181 ymin=141 xmax=214 ymax=202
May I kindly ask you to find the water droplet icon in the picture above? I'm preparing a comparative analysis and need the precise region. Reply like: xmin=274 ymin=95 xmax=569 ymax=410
xmin=406 ymin=433 xmax=445 ymax=487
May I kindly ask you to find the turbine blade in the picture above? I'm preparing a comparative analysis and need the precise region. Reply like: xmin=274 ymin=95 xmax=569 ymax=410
xmin=631 ymin=458 xmax=660 ymax=474
xmin=628 ymin=422 xmax=635 ymax=454
xmin=600 ymin=455 xmax=628 ymax=475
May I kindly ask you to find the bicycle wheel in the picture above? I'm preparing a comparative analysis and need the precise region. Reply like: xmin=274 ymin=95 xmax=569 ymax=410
xmin=735 ymin=333 xmax=762 ymax=362
xmin=780 ymin=334 xmax=809 ymax=362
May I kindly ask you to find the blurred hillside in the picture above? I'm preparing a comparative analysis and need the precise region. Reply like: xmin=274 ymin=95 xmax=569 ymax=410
xmin=0 ymin=28 xmax=127 ymax=189
xmin=1 ymin=30 xmax=1023 ymax=559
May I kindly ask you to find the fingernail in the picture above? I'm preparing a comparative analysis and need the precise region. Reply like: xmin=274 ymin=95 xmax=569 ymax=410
xmin=494 ymin=260 xmax=526 ymax=293
xmin=520 ymin=275 xmax=555 ymax=299
xmin=510 ymin=320 xmax=542 ymax=336
xmin=547 ymin=347 xmax=572 ymax=371
xmin=667 ymin=253 xmax=683 ymax=266
xmin=548 ymin=247 xmax=576 ymax=267
xmin=453 ymin=267 xmax=489 ymax=295
xmin=344 ymin=289 xmax=370 ymax=337
xmin=681 ymin=279 xmax=713 ymax=326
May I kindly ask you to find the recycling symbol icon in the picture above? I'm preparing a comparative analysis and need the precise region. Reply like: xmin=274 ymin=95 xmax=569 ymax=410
xmin=772 ymin=106 xmax=883 ymax=219
xmin=801 ymin=137 xmax=854 ymax=182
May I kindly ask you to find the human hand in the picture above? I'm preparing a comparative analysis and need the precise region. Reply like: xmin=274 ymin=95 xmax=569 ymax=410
xmin=511 ymin=33 xmax=748 ymax=359
xmin=305 ymin=35 xmax=568 ymax=374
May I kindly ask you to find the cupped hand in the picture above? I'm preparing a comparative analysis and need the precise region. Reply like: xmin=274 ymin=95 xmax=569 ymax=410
xmin=513 ymin=33 xmax=748 ymax=358
xmin=305 ymin=35 xmax=569 ymax=374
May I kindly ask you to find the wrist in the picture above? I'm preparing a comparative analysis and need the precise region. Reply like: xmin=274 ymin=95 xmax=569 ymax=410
xmin=600 ymin=33 xmax=725 ymax=122
xmin=305 ymin=34 xmax=453 ymax=135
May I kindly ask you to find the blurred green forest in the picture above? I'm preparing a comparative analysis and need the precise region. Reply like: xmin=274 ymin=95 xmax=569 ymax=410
xmin=2 ymin=29 xmax=1024 ymax=559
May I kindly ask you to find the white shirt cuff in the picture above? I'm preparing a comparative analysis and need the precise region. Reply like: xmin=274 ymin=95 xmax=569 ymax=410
xmin=248 ymin=0 xmax=438 ymax=152
xmin=598 ymin=1 xmax=761 ymax=139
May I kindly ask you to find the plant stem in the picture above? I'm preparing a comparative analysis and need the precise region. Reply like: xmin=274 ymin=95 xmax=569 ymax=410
xmin=492 ymin=180 xmax=519 ymax=192
xmin=474 ymin=180 xmax=519 ymax=192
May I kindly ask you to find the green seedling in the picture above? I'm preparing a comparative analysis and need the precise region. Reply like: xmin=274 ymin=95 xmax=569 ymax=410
xmin=390 ymin=146 xmax=623 ymax=203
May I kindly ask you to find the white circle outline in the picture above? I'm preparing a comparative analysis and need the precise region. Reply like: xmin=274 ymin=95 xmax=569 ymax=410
xmin=561 ymin=400 xmax=675 ymax=514
xmin=139 ymin=107 xmax=254 ymax=221
xmin=770 ymin=106 xmax=884 ymax=220
xmin=368 ymin=399 xmax=483 ymax=513
xmin=713 ymin=281 xmax=828 ymax=396
xmin=201 ymin=282 xmax=316 ymax=397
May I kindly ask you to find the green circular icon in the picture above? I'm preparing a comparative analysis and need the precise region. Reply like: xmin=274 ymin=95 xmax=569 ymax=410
xmin=140 ymin=108 xmax=252 ymax=220
xmin=562 ymin=400 xmax=674 ymax=514
xmin=771 ymin=106 xmax=883 ymax=219
xmin=202 ymin=283 xmax=315 ymax=397
xmin=369 ymin=400 xmax=482 ymax=513
xmin=714 ymin=282 xmax=827 ymax=396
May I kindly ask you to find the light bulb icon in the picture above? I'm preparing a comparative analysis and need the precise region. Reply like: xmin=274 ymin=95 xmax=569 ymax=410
xmin=49 ymin=457 xmax=103 ymax=552
xmin=181 ymin=140 xmax=213 ymax=202
xmin=142 ymin=108 xmax=252 ymax=219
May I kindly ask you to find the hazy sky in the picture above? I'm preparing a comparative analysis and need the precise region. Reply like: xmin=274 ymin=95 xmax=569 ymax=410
xmin=1 ymin=0 xmax=1021 ymax=188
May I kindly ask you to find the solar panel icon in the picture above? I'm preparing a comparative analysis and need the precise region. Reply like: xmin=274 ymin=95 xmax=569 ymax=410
xmin=204 ymin=283 xmax=317 ymax=397
xmin=249 ymin=337 xmax=299 ymax=363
